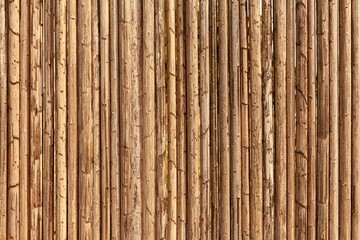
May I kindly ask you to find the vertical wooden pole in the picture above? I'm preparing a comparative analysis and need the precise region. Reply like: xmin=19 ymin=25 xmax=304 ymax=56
xmin=339 ymin=0 xmax=352 ymax=238
xmin=176 ymin=0 xmax=187 ymax=237
xmin=307 ymin=0 xmax=316 ymax=238
xmin=30 ymin=0 xmax=43 ymax=237
xmin=8 ymin=0 xmax=20 ymax=237
xmin=352 ymin=0 xmax=360 ymax=238
xmin=240 ymin=0 xmax=250 ymax=238
xmin=167 ymin=0 xmax=177 ymax=238
xmin=296 ymin=0 xmax=308 ymax=239
xmin=274 ymin=0 xmax=287 ymax=238
xmin=230 ymin=0 xmax=241 ymax=239
xmin=0 ymin=0 xmax=7 ymax=238
xmin=43 ymin=0 xmax=55 ymax=237
xmin=67 ymin=0 xmax=78 ymax=238
xmin=78 ymin=0 xmax=93 ymax=238
xmin=142 ymin=0 xmax=156 ymax=238
xmin=262 ymin=0 xmax=274 ymax=238
xmin=100 ymin=0 xmax=111 ymax=238
xmin=329 ymin=0 xmax=339 ymax=238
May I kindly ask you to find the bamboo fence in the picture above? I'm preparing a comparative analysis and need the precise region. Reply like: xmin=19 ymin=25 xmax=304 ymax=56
xmin=0 ymin=0 xmax=359 ymax=239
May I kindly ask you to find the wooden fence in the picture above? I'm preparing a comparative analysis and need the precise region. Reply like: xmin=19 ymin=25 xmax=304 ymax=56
xmin=0 ymin=0 xmax=359 ymax=239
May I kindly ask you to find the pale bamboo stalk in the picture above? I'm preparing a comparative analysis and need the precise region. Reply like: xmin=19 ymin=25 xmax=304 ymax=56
xmin=262 ymin=0 xmax=274 ymax=238
xmin=43 ymin=0 xmax=55 ymax=237
xmin=120 ymin=0 xmax=134 ymax=237
xmin=20 ymin=0 xmax=30 ymax=238
xmin=329 ymin=0 xmax=339 ymax=239
xmin=274 ymin=0 xmax=287 ymax=238
xmin=307 ymin=0 xmax=316 ymax=238
xmin=30 ymin=0 xmax=42 ymax=237
xmin=130 ymin=0 xmax=143 ymax=237
xmin=8 ymin=0 xmax=20 ymax=238
xmin=230 ymin=0 xmax=241 ymax=239
xmin=67 ymin=0 xmax=78 ymax=238
xmin=240 ymin=0 xmax=250 ymax=238
xmin=317 ymin=0 xmax=330 ymax=238
xmin=296 ymin=1 xmax=308 ymax=238
xmin=210 ymin=0 xmax=219 ymax=238
xmin=155 ymin=0 xmax=168 ymax=237
xmin=286 ymin=0 xmax=295 ymax=239
xmin=92 ymin=0 xmax=101 ymax=238
xmin=218 ymin=0 xmax=230 ymax=239
xmin=142 ymin=0 xmax=156 ymax=238
xmin=186 ymin=0 xmax=200 ymax=238
xmin=176 ymin=0 xmax=187 ymax=237
xmin=100 ymin=0 xmax=111 ymax=238
xmin=0 ymin=0 xmax=7 ymax=238
xmin=55 ymin=0 xmax=67 ymax=238
xmin=352 ymin=0 xmax=360 ymax=238
xmin=167 ymin=0 xmax=177 ymax=238
xmin=110 ymin=0 xmax=120 ymax=237
xmin=339 ymin=0 xmax=352 ymax=238
xmin=78 ymin=0 xmax=93 ymax=238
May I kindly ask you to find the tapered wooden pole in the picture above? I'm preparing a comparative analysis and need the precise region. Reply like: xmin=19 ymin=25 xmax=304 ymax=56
xmin=30 ymin=0 xmax=42 ymax=237
xmin=43 ymin=0 xmax=55 ymax=238
xmin=167 ymin=0 xmax=177 ymax=238
xmin=100 ymin=0 xmax=111 ymax=238
xmin=142 ymin=0 xmax=156 ymax=238
xmin=67 ymin=0 xmax=78 ymax=238
xmin=352 ymin=0 xmax=360 ymax=237
xmin=339 ymin=0 xmax=352 ymax=238
xmin=274 ymin=0 xmax=287 ymax=238
xmin=8 ymin=0 xmax=20 ymax=238
xmin=0 ymin=0 xmax=7 ymax=238
xmin=296 ymin=1 xmax=308 ymax=239
xmin=329 ymin=0 xmax=339 ymax=238
xmin=307 ymin=0 xmax=316 ymax=238
xmin=176 ymin=0 xmax=187 ymax=238
xmin=230 ymin=0 xmax=241 ymax=239
xmin=240 ymin=1 xmax=250 ymax=238
xmin=262 ymin=0 xmax=274 ymax=238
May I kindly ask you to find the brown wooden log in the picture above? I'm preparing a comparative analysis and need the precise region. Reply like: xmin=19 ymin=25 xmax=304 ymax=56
xmin=296 ymin=1 xmax=308 ymax=239
xmin=274 ymin=0 xmax=287 ymax=238
xmin=262 ymin=0 xmax=274 ymax=238
xmin=329 ymin=0 xmax=339 ymax=239
xmin=339 ymin=0 xmax=352 ymax=238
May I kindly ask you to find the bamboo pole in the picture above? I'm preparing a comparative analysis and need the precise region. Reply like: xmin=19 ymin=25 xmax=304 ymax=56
xmin=43 ymin=0 xmax=55 ymax=237
xmin=339 ymin=0 xmax=352 ymax=238
xmin=78 ymin=0 xmax=93 ymax=238
xmin=286 ymin=1 xmax=295 ymax=239
xmin=176 ymin=0 xmax=187 ymax=238
xmin=155 ymin=0 xmax=168 ymax=237
xmin=55 ymin=0 xmax=67 ymax=238
xmin=296 ymin=1 xmax=308 ymax=238
xmin=262 ymin=0 xmax=274 ymax=238
xmin=240 ymin=0 xmax=250 ymax=238
xmin=8 ymin=0 xmax=20 ymax=237
xmin=92 ymin=0 xmax=101 ymax=237
xmin=230 ymin=0 xmax=241 ymax=238
xmin=329 ymin=0 xmax=339 ymax=238
xmin=67 ymin=0 xmax=78 ymax=238
xmin=307 ymin=0 xmax=316 ymax=238
xmin=30 ymin=0 xmax=42 ymax=237
xmin=167 ymin=0 xmax=177 ymax=238
xmin=0 ymin=0 xmax=7 ymax=238
xmin=186 ymin=0 xmax=200 ymax=238
xmin=352 ymin=0 xmax=360 ymax=237
xmin=110 ymin=0 xmax=120 ymax=237
xmin=142 ymin=0 xmax=156 ymax=238
xmin=100 ymin=0 xmax=111 ymax=238
xmin=274 ymin=0 xmax=287 ymax=238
